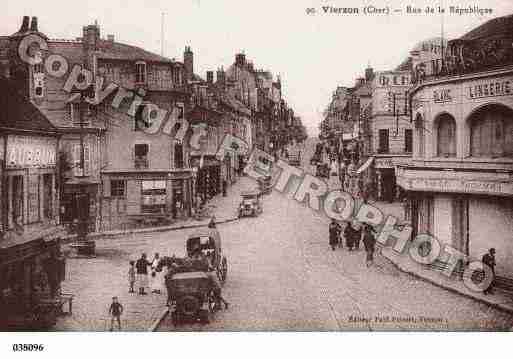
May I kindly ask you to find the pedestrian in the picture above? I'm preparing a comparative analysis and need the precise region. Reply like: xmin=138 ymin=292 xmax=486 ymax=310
xmin=150 ymin=253 xmax=162 ymax=294
xmin=128 ymin=261 xmax=136 ymax=293
xmin=329 ymin=219 xmax=341 ymax=251
xmin=208 ymin=216 xmax=217 ymax=229
xmin=108 ymin=296 xmax=123 ymax=331
xmin=363 ymin=225 xmax=377 ymax=267
xmin=344 ymin=221 xmax=355 ymax=251
xmin=353 ymin=221 xmax=362 ymax=250
xmin=136 ymin=253 xmax=151 ymax=295
xmin=482 ymin=248 xmax=496 ymax=295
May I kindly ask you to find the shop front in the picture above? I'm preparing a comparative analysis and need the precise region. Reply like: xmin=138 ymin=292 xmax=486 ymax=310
xmin=191 ymin=156 xmax=221 ymax=203
xmin=100 ymin=169 xmax=194 ymax=230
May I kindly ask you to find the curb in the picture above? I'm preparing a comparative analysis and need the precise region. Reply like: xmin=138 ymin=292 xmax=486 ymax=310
xmin=148 ymin=307 xmax=169 ymax=332
xmin=381 ymin=250 xmax=513 ymax=316
xmin=62 ymin=217 xmax=239 ymax=243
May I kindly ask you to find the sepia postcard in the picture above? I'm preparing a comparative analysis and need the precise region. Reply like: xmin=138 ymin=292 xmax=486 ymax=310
xmin=1 ymin=0 xmax=513 ymax=353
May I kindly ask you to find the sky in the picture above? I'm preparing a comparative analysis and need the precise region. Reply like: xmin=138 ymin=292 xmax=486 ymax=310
xmin=2 ymin=0 xmax=513 ymax=136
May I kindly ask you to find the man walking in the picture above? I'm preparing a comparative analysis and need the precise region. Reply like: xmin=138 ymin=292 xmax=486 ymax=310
xmin=136 ymin=253 xmax=151 ymax=295
xmin=363 ymin=224 xmax=377 ymax=267
xmin=329 ymin=219 xmax=341 ymax=251
xmin=344 ymin=221 xmax=355 ymax=251
xmin=482 ymin=248 xmax=496 ymax=295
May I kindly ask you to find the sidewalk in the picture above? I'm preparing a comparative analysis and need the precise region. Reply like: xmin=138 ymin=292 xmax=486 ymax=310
xmin=381 ymin=248 xmax=513 ymax=315
xmin=364 ymin=198 xmax=513 ymax=316
xmin=63 ymin=176 xmax=256 ymax=243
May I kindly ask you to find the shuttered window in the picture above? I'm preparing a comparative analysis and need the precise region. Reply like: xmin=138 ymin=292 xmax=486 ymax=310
xmin=471 ymin=109 xmax=513 ymax=158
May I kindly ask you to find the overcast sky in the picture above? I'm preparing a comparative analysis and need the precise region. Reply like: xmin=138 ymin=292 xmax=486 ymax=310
xmin=2 ymin=0 xmax=513 ymax=136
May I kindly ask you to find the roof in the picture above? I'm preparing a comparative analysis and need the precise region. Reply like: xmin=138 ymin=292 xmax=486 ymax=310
xmin=188 ymin=228 xmax=221 ymax=239
xmin=0 ymin=76 xmax=58 ymax=134
xmin=96 ymin=39 xmax=174 ymax=63
xmin=460 ymin=14 xmax=513 ymax=41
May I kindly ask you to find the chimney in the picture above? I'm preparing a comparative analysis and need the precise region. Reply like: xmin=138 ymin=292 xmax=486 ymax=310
xmin=19 ymin=16 xmax=30 ymax=33
xmin=206 ymin=70 xmax=214 ymax=84
xmin=216 ymin=67 xmax=225 ymax=85
xmin=235 ymin=53 xmax=246 ymax=67
xmin=184 ymin=46 xmax=193 ymax=82
xmin=82 ymin=23 xmax=100 ymax=50
xmin=30 ymin=17 xmax=38 ymax=32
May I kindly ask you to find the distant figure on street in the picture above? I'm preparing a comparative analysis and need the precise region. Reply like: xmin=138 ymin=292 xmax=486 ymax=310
xmin=482 ymin=248 xmax=496 ymax=295
xmin=353 ymin=221 xmax=362 ymax=250
xmin=208 ymin=216 xmax=217 ymax=229
xmin=128 ymin=261 xmax=136 ymax=294
xmin=136 ymin=253 xmax=151 ymax=295
xmin=108 ymin=296 xmax=123 ymax=331
xmin=329 ymin=219 xmax=341 ymax=251
xmin=363 ymin=225 xmax=377 ymax=267
xmin=344 ymin=221 xmax=355 ymax=251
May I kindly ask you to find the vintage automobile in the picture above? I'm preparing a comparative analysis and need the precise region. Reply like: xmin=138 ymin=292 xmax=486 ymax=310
xmin=257 ymin=175 xmax=273 ymax=195
xmin=164 ymin=229 xmax=228 ymax=324
xmin=186 ymin=229 xmax=228 ymax=283
xmin=167 ymin=271 xmax=216 ymax=324
xmin=238 ymin=190 xmax=263 ymax=218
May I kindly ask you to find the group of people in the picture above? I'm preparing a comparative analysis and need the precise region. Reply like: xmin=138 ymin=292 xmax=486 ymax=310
xmin=329 ymin=218 xmax=377 ymax=267
xmin=128 ymin=252 xmax=164 ymax=296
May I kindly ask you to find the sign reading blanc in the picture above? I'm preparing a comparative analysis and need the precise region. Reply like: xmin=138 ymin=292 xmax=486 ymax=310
xmin=6 ymin=135 xmax=57 ymax=168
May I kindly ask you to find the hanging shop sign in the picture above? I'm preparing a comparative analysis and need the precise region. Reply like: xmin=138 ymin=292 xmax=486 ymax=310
xmin=6 ymin=135 xmax=57 ymax=168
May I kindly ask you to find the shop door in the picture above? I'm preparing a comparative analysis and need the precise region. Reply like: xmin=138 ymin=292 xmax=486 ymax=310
xmin=42 ymin=174 xmax=52 ymax=220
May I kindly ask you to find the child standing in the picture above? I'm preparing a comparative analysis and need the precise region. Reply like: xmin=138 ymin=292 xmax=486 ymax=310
xmin=108 ymin=296 xmax=123 ymax=331
xmin=128 ymin=261 xmax=136 ymax=293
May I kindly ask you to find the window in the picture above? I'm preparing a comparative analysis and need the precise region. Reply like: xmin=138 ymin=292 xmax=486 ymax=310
xmin=436 ymin=114 xmax=456 ymax=157
xmin=135 ymin=62 xmax=147 ymax=84
xmin=72 ymin=143 xmax=91 ymax=177
xmin=69 ymin=102 xmax=92 ymax=127
xmin=134 ymin=143 xmax=149 ymax=168
xmin=378 ymin=129 xmax=389 ymax=153
xmin=42 ymin=174 xmax=53 ymax=220
xmin=11 ymin=175 xmax=24 ymax=227
xmin=172 ymin=66 xmax=181 ymax=85
xmin=174 ymin=143 xmax=184 ymax=168
xmin=110 ymin=180 xmax=126 ymax=197
xmin=405 ymin=129 xmax=413 ymax=153
xmin=470 ymin=106 xmax=513 ymax=158
xmin=141 ymin=180 xmax=166 ymax=214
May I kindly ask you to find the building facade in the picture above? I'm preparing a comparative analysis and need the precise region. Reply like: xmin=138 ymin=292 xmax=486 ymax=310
xmin=398 ymin=14 xmax=513 ymax=279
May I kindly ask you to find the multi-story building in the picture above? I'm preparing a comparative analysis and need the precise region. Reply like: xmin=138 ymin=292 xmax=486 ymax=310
xmin=398 ymin=14 xmax=513 ymax=280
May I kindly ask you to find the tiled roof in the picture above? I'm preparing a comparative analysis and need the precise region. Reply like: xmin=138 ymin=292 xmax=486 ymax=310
xmin=96 ymin=39 xmax=173 ymax=63
xmin=0 ymin=76 xmax=57 ymax=133
xmin=461 ymin=14 xmax=513 ymax=41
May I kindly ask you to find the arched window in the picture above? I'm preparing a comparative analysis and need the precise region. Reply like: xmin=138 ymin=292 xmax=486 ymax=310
xmin=470 ymin=105 xmax=513 ymax=158
xmin=436 ymin=113 xmax=456 ymax=157
xmin=135 ymin=61 xmax=147 ymax=84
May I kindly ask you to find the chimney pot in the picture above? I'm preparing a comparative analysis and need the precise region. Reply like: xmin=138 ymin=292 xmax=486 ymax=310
xmin=19 ymin=16 xmax=30 ymax=33
xmin=30 ymin=17 xmax=38 ymax=32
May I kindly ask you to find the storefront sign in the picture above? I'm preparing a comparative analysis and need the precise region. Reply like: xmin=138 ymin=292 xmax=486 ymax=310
xmin=433 ymin=89 xmax=452 ymax=103
xmin=6 ymin=135 xmax=56 ymax=168
xmin=466 ymin=78 xmax=512 ymax=100
xmin=374 ymin=158 xmax=394 ymax=169
xmin=404 ymin=177 xmax=513 ymax=196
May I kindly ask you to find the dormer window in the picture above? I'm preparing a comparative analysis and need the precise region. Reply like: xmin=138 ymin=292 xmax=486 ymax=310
xmin=135 ymin=61 xmax=147 ymax=84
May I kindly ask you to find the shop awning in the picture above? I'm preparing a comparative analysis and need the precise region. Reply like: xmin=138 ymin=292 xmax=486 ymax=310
xmin=356 ymin=157 xmax=374 ymax=174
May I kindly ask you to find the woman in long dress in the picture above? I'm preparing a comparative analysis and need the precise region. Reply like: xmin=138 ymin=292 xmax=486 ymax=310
xmin=150 ymin=253 xmax=162 ymax=294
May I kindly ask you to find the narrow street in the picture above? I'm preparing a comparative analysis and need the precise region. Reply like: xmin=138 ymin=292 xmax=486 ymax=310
xmin=54 ymin=140 xmax=513 ymax=331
